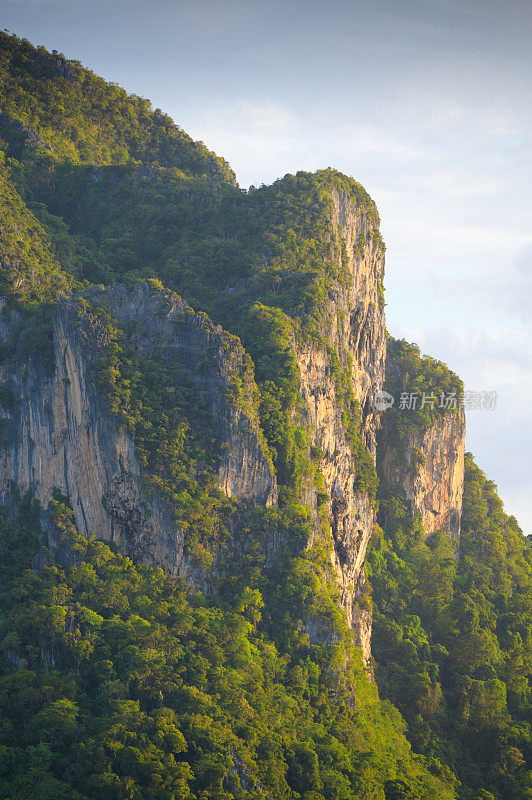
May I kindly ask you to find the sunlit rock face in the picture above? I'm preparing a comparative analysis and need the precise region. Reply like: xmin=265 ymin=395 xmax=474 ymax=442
xmin=294 ymin=187 xmax=386 ymax=660
xmin=380 ymin=408 xmax=466 ymax=545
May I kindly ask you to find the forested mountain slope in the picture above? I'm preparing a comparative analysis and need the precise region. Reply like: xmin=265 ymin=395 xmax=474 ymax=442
xmin=0 ymin=31 xmax=529 ymax=800
xmin=1 ymin=29 xmax=388 ymax=648
xmin=0 ymin=31 xmax=234 ymax=179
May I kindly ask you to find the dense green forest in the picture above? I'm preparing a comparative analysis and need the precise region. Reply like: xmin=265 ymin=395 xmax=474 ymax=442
xmin=0 ymin=494 xmax=455 ymax=800
xmin=369 ymin=453 xmax=532 ymax=799
xmin=0 ymin=31 xmax=530 ymax=800
xmin=0 ymin=31 xmax=234 ymax=179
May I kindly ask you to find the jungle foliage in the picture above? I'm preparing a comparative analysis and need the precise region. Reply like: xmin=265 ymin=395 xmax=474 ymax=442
xmin=0 ymin=496 xmax=455 ymax=800
xmin=0 ymin=31 xmax=234 ymax=180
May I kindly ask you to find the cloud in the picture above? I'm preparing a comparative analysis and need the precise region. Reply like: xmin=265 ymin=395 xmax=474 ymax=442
xmin=331 ymin=126 xmax=424 ymax=161
xmin=184 ymin=100 xmax=303 ymax=185
xmin=508 ymin=247 xmax=532 ymax=319
xmin=231 ymin=101 xmax=298 ymax=138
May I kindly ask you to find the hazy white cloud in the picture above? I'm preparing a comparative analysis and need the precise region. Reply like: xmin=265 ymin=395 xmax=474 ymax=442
xmin=233 ymin=101 xmax=298 ymax=137
xmin=418 ymin=173 xmax=507 ymax=199
xmin=186 ymin=100 xmax=302 ymax=183
xmin=332 ymin=127 xmax=424 ymax=161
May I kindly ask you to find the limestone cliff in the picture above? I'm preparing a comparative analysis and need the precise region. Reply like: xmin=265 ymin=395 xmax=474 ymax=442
xmin=0 ymin=181 xmax=387 ymax=664
xmin=0 ymin=283 xmax=276 ymax=578
xmin=0 ymin=176 xmax=467 ymax=671
xmin=380 ymin=411 xmax=465 ymax=543
xmin=377 ymin=339 xmax=465 ymax=544
xmin=295 ymin=187 xmax=386 ymax=661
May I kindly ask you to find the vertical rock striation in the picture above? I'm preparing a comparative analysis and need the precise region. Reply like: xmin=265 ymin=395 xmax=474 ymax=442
xmin=296 ymin=187 xmax=387 ymax=661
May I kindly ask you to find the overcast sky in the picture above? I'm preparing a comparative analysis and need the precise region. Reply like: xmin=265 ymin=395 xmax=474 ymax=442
xmin=2 ymin=0 xmax=531 ymax=530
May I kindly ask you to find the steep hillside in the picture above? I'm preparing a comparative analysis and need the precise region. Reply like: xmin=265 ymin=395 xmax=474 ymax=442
xmin=5 ymin=98 xmax=388 ymax=649
xmin=0 ymin=31 xmax=234 ymax=180
xmin=0 ymin=37 xmax=386 ymax=650
xmin=0 ymin=495 xmax=457 ymax=800
xmin=0 ymin=163 xmax=71 ymax=303
xmin=0 ymin=35 xmax=387 ymax=651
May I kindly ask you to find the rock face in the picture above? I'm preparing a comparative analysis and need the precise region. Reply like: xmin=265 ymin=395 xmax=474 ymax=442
xmin=90 ymin=285 xmax=277 ymax=509
xmin=296 ymin=187 xmax=386 ymax=661
xmin=0 ymin=284 xmax=276 ymax=577
xmin=0 ymin=186 xmax=388 ymax=665
xmin=380 ymin=410 xmax=465 ymax=543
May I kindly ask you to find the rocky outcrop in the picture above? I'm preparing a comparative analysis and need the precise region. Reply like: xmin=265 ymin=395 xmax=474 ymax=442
xmin=296 ymin=187 xmax=386 ymax=655
xmin=90 ymin=284 xmax=277 ymax=508
xmin=0 ymin=284 xmax=276 ymax=577
xmin=377 ymin=338 xmax=466 ymax=545
xmin=380 ymin=410 xmax=465 ymax=543
xmin=0 ymin=182 xmax=388 ymax=664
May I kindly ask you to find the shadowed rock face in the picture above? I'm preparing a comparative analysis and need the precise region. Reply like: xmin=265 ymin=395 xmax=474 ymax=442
xmin=90 ymin=284 xmax=277 ymax=509
xmin=0 ymin=284 xmax=276 ymax=580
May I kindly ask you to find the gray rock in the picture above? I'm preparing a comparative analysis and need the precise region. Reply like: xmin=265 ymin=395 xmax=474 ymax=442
xmin=0 ymin=283 xmax=276 ymax=584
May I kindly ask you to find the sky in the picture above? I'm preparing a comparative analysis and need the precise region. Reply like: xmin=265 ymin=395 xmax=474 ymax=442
xmin=2 ymin=0 xmax=531 ymax=530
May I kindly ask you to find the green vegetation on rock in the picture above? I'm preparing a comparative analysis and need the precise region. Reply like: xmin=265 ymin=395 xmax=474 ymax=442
xmin=385 ymin=338 xmax=464 ymax=433
xmin=0 ymin=161 xmax=71 ymax=305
